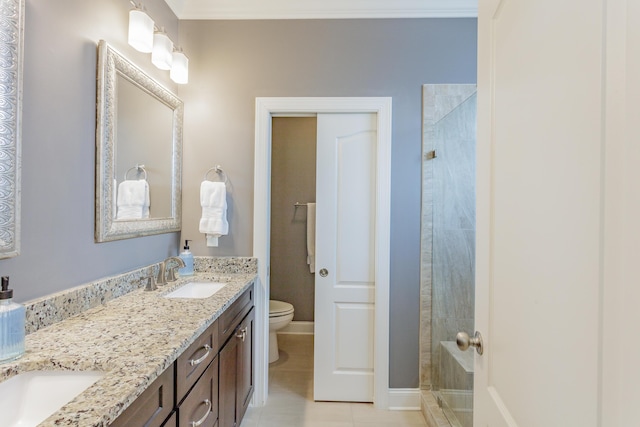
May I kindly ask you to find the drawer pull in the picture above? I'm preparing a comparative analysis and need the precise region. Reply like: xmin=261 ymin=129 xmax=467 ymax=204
xmin=189 ymin=344 xmax=212 ymax=366
xmin=190 ymin=399 xmax=212 ymax=427
xmin=236 ymin=327 xmax=247 ymax=342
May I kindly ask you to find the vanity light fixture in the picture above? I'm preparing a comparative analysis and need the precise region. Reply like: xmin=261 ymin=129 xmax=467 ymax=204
xmin=170 ymin=49 xmax=188 ymax=84
xmin=151 ymin=29 xmax=173 ymax=70
xmin=126 ymin=2 xmax=189 ymax=84
xmin=128 ymin=4 xmax=154 ymax=53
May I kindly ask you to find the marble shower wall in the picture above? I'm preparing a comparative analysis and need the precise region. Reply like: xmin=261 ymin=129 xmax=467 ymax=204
xmin=421 ymin=85 xmax=477 ymax=390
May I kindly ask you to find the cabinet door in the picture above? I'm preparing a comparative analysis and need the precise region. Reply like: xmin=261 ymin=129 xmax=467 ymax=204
xmin=236 ymin=307 xmax=254 ymax=423
xmin=219 ymin=308 xmax=255 ymax=427
xmin=178 ymin=355 xmax=219 ymax=427
xmin=110 ymin=366 xmax=174 ymax=427
xmin=219 ymin=331 xmax=238 ymax=427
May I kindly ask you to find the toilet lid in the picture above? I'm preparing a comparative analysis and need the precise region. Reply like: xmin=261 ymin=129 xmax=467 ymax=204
xmin=270 ymin=300 xmax=294 ymax=315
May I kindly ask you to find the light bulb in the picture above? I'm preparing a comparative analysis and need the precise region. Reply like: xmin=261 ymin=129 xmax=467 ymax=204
xmin=170 ymin=50 xmax=189 ymax=84
xmin=151 ymin=31 xmax=173 ymax=70
xmin=128 ymin=8 xmax=154 ymax=53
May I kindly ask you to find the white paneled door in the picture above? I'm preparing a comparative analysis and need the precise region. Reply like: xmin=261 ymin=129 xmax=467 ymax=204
xmin=314 ymin=113 xmax=377 ymax=402
xmin=474 ymin=0 xmax=618 ymax=425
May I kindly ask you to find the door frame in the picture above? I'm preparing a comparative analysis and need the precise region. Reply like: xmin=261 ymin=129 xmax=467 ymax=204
xmin=252 ymin=97 xmax=392 ymax=408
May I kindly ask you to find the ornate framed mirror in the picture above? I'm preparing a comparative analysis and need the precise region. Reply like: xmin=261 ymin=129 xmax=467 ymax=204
xmin=95 ymin=40 xmax=183 ymax=242
xmin=0 ymin=0 xmax=24 ymax=259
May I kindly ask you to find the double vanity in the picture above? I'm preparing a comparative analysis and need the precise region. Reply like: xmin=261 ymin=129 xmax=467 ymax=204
xmin=0 ymin=257 xmax=256 ymax=427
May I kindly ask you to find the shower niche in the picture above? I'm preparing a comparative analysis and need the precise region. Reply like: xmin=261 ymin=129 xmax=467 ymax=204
xmin=421 ymin=84 xmax=477 ymax=427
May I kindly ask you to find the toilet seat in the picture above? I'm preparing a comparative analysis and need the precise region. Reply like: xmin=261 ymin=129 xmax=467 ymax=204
xmin=269 ymin=300 xmax=294 ymax=317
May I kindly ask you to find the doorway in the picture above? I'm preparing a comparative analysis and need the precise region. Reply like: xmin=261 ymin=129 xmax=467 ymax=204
xmin=253 ymin=97 xmax=392 ymax=408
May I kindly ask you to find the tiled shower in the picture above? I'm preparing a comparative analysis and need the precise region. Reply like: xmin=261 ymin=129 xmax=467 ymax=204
xmin=421 ymin=85 xmax=477 ymax=427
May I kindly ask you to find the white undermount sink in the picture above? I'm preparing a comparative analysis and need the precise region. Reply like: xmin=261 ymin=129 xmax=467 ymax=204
xmin=0 ymin=370 xmax=104 ymax=427
xmin=163 ymin=281 xmax=227 ymax=299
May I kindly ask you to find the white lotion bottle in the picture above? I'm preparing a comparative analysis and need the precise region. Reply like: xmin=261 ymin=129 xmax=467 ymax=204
xmin=0 ymin=276 xmax=25 ymax=363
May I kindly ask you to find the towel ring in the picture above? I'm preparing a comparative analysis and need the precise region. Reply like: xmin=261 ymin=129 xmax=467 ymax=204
xmin=204 ymin=165 xmax=228 ymax=184
xmin=124 ymin=164 xmax=147 ymax=181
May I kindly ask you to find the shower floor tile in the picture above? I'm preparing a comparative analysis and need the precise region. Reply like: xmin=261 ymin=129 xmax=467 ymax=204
xmin=241 ymin=334 xmax=427 ymax=427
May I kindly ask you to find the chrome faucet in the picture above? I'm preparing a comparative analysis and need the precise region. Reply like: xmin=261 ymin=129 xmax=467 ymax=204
xmin=143 ymin=275 xmax=157 ymax=292
xmin=156 ymin=256 xmax=186 ymax=285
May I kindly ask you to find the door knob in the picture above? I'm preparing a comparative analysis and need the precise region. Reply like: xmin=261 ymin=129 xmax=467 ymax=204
xmin=319 ymin=268 xmax=328 ymax=277
xmin=456 ymin=331 xmax=484 ymax=355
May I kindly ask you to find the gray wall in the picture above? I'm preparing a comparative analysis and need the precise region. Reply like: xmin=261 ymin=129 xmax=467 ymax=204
xmin=179 ymin=19 xmax=477 ymax=388
xmin=270 ymin=117 xmax=317 ymax=321
xmin=3 ymin=0 xmax=182 ymax=302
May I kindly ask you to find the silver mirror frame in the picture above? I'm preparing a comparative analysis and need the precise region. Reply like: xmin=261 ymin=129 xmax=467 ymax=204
xmin=95 ymin=40 xmax=183 ymax=242
xmin=0 ymin=0 xmax=24 ymax=259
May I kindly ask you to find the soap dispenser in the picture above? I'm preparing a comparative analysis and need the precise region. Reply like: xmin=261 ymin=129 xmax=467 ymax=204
xmin=0 ymin=276 xmax=25 ymax=363
xmin=178 ymin=240 xmax=194 ymax=277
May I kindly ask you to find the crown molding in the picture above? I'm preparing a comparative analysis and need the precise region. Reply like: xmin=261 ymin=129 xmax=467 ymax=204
xmin=164 ymin=0 xmax=477 ymax=20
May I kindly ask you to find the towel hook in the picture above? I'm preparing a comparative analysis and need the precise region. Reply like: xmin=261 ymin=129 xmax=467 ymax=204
xmin=204 ymin=165 xmax=228 ymax=184
xmin=124 ymin=164 xmax=147 ymax=181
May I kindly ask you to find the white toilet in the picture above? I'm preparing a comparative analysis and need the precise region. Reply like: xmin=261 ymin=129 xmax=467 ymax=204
xmin=269 ymin=300 xmax=294 ymax=363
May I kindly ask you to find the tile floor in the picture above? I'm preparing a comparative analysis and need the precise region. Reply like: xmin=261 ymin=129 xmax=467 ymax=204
xmin=240 ymin=334 xmax=428 ymax=427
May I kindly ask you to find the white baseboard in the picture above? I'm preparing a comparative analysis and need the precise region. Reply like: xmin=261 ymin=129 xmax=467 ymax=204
xmin=278 ymin=321 xmax=314 ymax=335
xmin=388 ymin=388 xmax=422 ymax=410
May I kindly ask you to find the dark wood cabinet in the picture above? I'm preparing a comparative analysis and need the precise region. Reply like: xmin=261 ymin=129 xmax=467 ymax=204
xmin=176 ymin=320 xmax=219 ymax=400
xmin=110 ymin=365 xmax=175 ymax=427
xmin=178 ymin=354 xmax=219 ymax=427
xmin=111 ymin=285 xmax=253 ymax=427
xmin=236 ymin=307 xmax=255 ymax=424
xmin=219 ymin=307 xmax=255 ymax=427
xmin=219 ymin=287 xmax=254 ymax=344
xmin=219 ymin=329 xmax=238 ymax=427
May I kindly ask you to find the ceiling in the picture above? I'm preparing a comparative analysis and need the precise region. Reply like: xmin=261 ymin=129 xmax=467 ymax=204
xmin=164 ymin=0 xmax=478 ymax=20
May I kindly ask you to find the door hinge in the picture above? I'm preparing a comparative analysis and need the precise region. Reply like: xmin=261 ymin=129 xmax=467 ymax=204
xmin=425 ymin=150 xmax=437 ymax=160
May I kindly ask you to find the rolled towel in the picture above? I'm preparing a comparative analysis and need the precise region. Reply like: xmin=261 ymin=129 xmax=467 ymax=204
xmin=199 ymin=181 xmax=228 ymax=246
xmin=116 ymin=180 xmax=150 ymax=220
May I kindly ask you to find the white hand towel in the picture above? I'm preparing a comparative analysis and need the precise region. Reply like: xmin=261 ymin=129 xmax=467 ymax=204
xmin=116 ymin=180 xmax=150 ymax=220
xmin=306 ymin=203 xmax=316 ymax=273
xmin=199 ymin=181 xmax=228 ymax=246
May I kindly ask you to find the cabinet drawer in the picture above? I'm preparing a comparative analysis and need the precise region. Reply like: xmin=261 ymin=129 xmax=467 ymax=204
xmin=219 ymin=285 xmax=254 ymax=345
xmin=179 ymin=354 xmax=219 ymax=427
xmin=111 ymin=365 xmax=175 ymax=427
xmin=176 ymin=319 xmax=218 ymax=401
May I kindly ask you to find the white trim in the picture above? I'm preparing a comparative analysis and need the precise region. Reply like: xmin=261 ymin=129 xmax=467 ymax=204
xmin=253 ymin=97 xmax=392 ymax=410
xmin=278 ymin=320 xmax=314 ymax=335
xmin=165 ymin=0 xmax=477 ymax=20
xmin=388 ymin=388 xmax=423 ymax=411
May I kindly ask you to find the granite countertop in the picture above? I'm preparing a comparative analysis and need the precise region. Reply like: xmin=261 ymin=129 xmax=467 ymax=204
xmin=0 ymin=271 xmax=256 ymax=427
